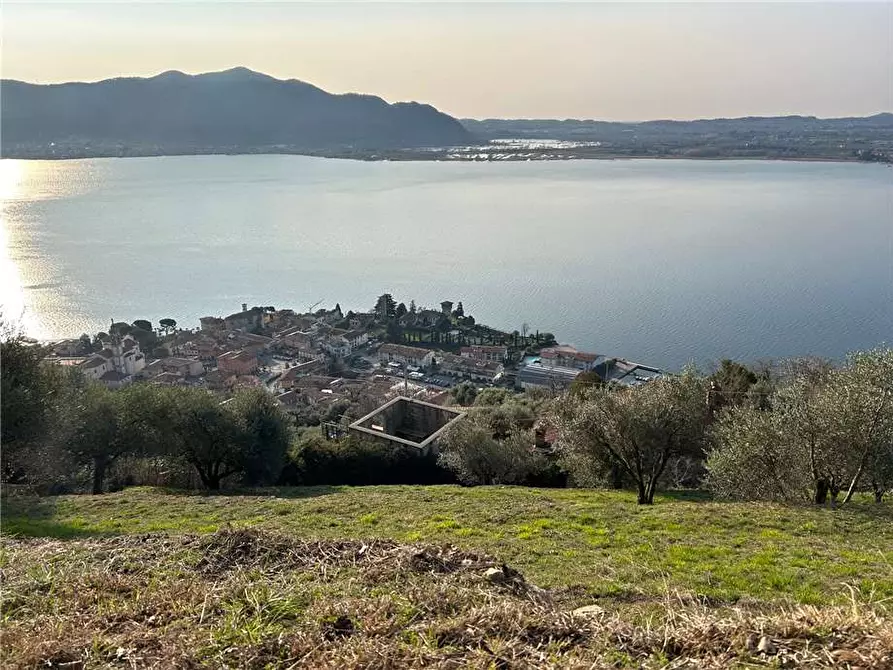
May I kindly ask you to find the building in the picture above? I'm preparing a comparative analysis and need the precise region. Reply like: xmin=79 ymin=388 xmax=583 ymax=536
xmin=160 ymin=357 xmax=204 ymax=377
xmin=342 ymin=329 xmax=369 ymax=349
xmin=216 ymin=349 xmax=258 ymax=376
xmin=275 ymin=326 xmax=317 ymax=353
xmin=99 ymin=370 xmax=130 ymax=389
xmin=516 ymin=361 xmax=581 ymax=390
xmin=438 ymin=353 xmax=504 ymax=383
xmin=203 ymin=369 xmax=230 ymax=391
xmin=348 ymin=396 xmax=464 ymax=454
xmin=593 ymin=358 xmax=663 ymax=387
xmin=223 ymin=306 xmax=265 ymax=332
xmin=538 ymin=346 xmax=599 ymax=371
xmin=199 ymin=316 xmax=225 ymax=333
xmin=459 ymin=345 xmax=508 ymax=363
xmin=76 ymin=334 xmax=146 ymax=387
xmin=321 ymin=335 xmax=352 ymax=358
xmin=276 ymin=361 xmax=326 ymax=390
xmin=150 ymin=372 xmax=186 ymax=387
xmin=377 ymin=344 xmax=435 ymax=368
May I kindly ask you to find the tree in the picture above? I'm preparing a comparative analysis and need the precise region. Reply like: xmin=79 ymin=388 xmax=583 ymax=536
xmin=453 ymin=302 xmax=464 ymax=318
xmin=159 ymin=318 xmax=177 ymax=335
xmin=129 ymin=326 xmax=157 ymax=353
xmin=473 ymin=387 xmax=512 ymax=407
xmin=109 ymin=321 xmax=133 ymax=338
xmin=226 ymin=388 xmax=291 ymax=487
xmin=373 ymin=294 xmax=396 ymax=321
xmin=707 ymin=349 xmax=893 ymax=506
xmin=1 ymin=331 xmax=67 ymax=469
xmin=451 ymin=382 xmax=478 ymax=406
xmin=707 ymin=359 xmax=772 ymax=412
xmin=438 ymin=420 xmax=547 ymax=486
xmin=409 ymin=300 xmax=417 ymax=314
xmin=167 ymin=387 xmax=290 ymax=490
xmin=385 ymin=320 xmax=403 ymax=344
xmin=395 ymin=302 xmax=408 ymax=319
xmin=569 ymin=370 xmax=603 ymax=398
xmin=132 ymin=319 xmax=153 ymax=332
xmin=555 ymin=371 xmax=710 ymax=504
xmin=76 ymin=333 xmax=94 ymax=355
xmin=166 ymin=388 xmax=244 ymax=491
xmin=61 ymin=383 xmax=169 ymax=494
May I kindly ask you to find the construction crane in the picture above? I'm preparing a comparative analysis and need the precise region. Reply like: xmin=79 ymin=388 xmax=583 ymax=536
xmin=307 ymin=299 xmax=324 ymax=314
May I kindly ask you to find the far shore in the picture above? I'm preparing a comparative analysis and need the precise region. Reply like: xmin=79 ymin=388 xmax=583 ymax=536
xmin=2 ymin=149 xmax=888 ymax=166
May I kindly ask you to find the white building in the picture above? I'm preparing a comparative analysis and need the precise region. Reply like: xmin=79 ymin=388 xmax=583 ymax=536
xmin=78 ymin=334 xmax=146 ymax=388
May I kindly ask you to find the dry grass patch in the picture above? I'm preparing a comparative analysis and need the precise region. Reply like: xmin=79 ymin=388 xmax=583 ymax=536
xmin=2 ymin=528 xmax=891 ymax=668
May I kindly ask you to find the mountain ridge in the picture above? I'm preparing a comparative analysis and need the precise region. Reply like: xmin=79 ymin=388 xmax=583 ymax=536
xmin=1 ymin=67 xmax=472 ymax=154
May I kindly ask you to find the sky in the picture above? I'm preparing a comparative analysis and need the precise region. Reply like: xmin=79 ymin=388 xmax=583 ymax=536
xmin=2 ymin=1 xmax=891 ymax=120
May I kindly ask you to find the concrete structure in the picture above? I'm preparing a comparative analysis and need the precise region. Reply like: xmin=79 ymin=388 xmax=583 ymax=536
xmin=460 ymin=345 xmax=509 ymax=363
xmin=216 ymin=349 xmax=258 ymax=376
xmin=377 ymin=344 xmax=435 ymax=368
xmin=349 ymin=396 xmax=464 ymax=453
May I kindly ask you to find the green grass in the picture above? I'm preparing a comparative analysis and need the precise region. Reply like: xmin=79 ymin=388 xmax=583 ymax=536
xmin=4 ymin=485 xmax=892 ymax=606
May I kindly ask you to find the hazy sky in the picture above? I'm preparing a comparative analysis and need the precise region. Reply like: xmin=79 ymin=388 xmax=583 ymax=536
xmin=2 ymin=1 xmax=891 ymax=120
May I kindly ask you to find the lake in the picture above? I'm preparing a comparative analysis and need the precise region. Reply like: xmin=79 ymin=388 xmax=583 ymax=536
xmin=1 ymin=155 xmax=890 ymax=369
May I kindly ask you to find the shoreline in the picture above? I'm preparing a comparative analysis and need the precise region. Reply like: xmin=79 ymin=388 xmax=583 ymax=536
xmin=1 ymin=150 xmax=886 ymax=166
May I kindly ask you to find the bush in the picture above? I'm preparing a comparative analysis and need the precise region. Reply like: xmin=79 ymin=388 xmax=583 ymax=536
xmin=437 ymin=419 xmax=557 ymax=486
xmin=282 ymin=430 xmax=453 ymax=486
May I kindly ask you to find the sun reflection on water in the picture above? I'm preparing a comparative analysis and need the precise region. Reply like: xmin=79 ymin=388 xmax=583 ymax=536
xmin=0 ymin=160 xmax=46 ymax=338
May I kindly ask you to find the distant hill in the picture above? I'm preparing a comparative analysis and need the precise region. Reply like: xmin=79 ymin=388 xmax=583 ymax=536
xmin=0 ymin=67 xmax=472 ymax=157
xmin=457 ymin=114 xmax=893 ymax=162
xmin=461 ymin=114 xmax=893 ymax=140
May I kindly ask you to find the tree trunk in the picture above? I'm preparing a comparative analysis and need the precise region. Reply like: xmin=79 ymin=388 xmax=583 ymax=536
xmin=636 ymin=480 xmax=650 ymax=505
xmin=814 ymin=478 xmax=829 ymax=505
xmin=610 ymin=463 xmax=624 ymax=489
xmin=92 ymin=456 xmax=107 ymax=495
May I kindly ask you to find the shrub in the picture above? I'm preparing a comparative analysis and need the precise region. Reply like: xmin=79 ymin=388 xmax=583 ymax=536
xmin=283 ymin=431 xmax=453 ymax=486
xmin=437 ymin=420 xmax=555 ymax=486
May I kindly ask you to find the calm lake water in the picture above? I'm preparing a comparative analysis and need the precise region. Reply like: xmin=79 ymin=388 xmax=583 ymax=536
xmin=1 ymin=155 xmax=890 ymax=369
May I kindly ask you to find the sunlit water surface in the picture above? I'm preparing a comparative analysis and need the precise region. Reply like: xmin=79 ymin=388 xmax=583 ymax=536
xmin=1 ymin=156 xmax=890 ymax=369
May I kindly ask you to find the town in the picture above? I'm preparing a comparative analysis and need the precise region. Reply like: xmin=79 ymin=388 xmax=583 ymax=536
xmin=42 ymin=295 xmax=664 ymax=432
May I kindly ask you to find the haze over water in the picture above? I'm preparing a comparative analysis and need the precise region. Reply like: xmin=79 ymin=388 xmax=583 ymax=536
xmin=1 ymin=155 xmax=890 ymax=370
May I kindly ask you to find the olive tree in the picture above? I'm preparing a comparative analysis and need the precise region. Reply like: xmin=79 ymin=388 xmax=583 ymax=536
xmin=708 ymin=348 xmax=893 ymax=505
xmin=167 ymin=387 xmax=290 ymax=490
xmin=61 ymin=383 xmax=169 ymax=494
xmin=554 ymin=370 xmax=710 ymax=504
xmin=437 ymin=420 xmax=546 ymax=486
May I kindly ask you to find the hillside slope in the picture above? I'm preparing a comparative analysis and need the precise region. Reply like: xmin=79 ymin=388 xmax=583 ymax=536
xmin=1 ymin=67 xmax=471 ymax=154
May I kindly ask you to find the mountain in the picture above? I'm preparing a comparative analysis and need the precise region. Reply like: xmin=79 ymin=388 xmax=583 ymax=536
xmin=1 ymin=67 xmax=472 ymax=156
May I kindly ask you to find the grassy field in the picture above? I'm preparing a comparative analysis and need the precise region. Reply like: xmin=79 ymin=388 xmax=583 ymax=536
xmin=3 ymin=486 xmax=893 ymax=667
xmin=4 ymin=485 xmax=893 ymax=605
